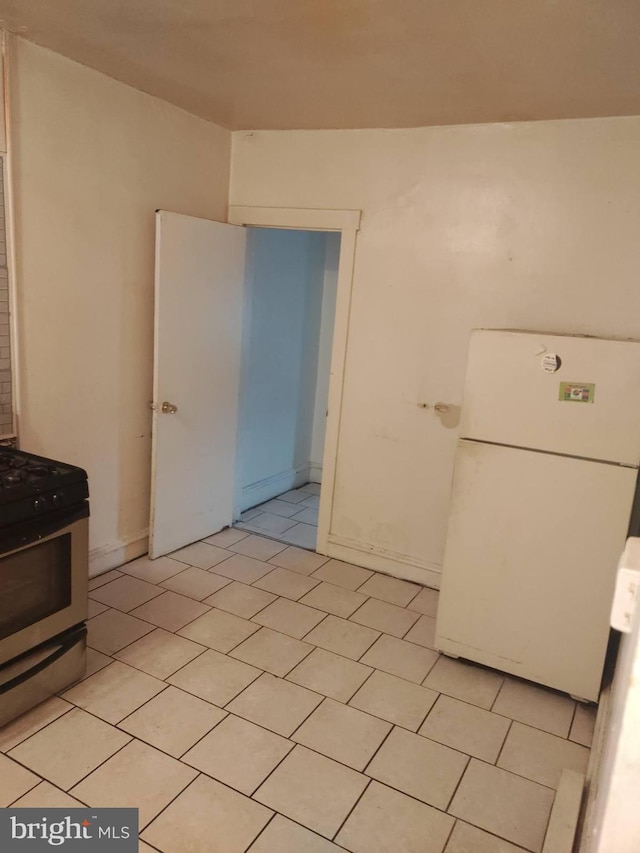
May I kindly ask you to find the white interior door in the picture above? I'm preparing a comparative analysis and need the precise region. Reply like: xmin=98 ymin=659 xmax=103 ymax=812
xmin=150 ymin=211 xmax=246 ymax=558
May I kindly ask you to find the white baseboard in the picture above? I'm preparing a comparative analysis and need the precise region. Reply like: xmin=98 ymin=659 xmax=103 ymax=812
xmin=323 ymin=533 xmax=442 ymax=589
xmin=308 ymin=463 xmax=323 ymax=484
xmin=542 ymin=769 xmax=585 ymax=853
xmin=89 ymin=530 xmax=149 ymax=578
xmin=239 ymin=465 xmax=310 ymax=514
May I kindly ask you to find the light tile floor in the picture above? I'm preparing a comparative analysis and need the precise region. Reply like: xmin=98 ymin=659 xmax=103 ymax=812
xmin=235 ymin=483 xmax=320 ymax=550
xmin=1 ymin=530 xmax=596 ymax=853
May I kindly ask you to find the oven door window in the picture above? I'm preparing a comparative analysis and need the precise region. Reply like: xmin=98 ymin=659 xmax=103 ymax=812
xmin=0 ymin=534 xmax=72 ymax=640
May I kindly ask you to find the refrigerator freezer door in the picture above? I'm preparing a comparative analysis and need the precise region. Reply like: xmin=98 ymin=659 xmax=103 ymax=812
xmin=461 ymin=330 xmax=640 ymax=465
xmin=436 ymin=440 xmax=637 ymax=700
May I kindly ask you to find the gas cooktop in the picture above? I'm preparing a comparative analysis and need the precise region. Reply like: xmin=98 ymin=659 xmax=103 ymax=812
xmin=0 ymin=447 xmax=88 ymax=526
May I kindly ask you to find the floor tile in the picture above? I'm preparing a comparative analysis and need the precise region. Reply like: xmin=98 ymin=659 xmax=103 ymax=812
xmin=445 ymin=821 xmax=528 ymax=852
xmin=118 ymin=555 xmax=186 ymax=584
xmin=304 ymin=615 xmax=379 ymax=659
xmin=182 ymin=714 xmax=293 ymax=795
xmin=8 ymin=708 xmax=131 ymax=790
xmin=277 ymin=522 xmax=318 ymax=550
xmin=11 ymin=781 xmax=87 ymax=809
xmin=257 ymin=498 xmax=303 ymax=518
xmin=268 ymin=545 xmax=329 ymax=575
xmin=240 ymin=507 xmax=263 ymax=521
xmin=299 ymin=582 xmax=367 ymax=617
xmin=293 ymin=697 xmax=391 ymax=770
xmin=227 ymin=672 xmax=322 ymax=737
xmin=246 ymin=511 xmax=299 ymax=535
xmin=130 ymin=591 xmax=210 ymax=633
xmin=254 ymin=745 xmax=368 ymax=839
xmin=253 ymin=567 xmax=321 ymax=600
xmin=167 ymin=649 xmax=262 ymax=705
xmin=87 ymin=609 xmax=155 ymax=655
xmin=84 ymin=648 xmax=113 ymax=678
xmin=89 ymin=575 xmax=163 ymax=612
xmin=492 ymin=678 xmax=576 ymax=737
xmin=248 ymin=814 xmax=343 ymax=852
xmin=0 ymin=697 xmax=73 ymax=752
xmin=291 ymin=507 xmax=319 ymax=525
xmin=350 ymin=670 xmax=438 ymax=731
xmin=336 ymin=780 xmax=454 ymax=853
xmin=570 ymin=703 xmax=597 ymax=747
xmin=367 ymin=727 xmax=467 ymax=810
xmin=420 ymin=695 xmax=511 ymax=763
xmin=230 ymin=534 xmax=288 ymax=561
xmin=357 ymin=574 xmax=421 ymax=607
xmin=71 ymin=739 xmax=197 ymax=829
xmin=88 ymin=569 xmax=123 ymax=590
xmin=204 ymin=580 xmax=277 ymax=617
xmin=423 ymin=657 xmax=503 ymax=710
xmin=88 ymin=599 xmax=110 ymax=618
xmin=301 ymin=493 xmax=321 ymax=508
xmin=252 ymin=597 xmax=326 ymax=638
xmin=114 ymin=627 xmax=205 ymax=679
xmin=277 ymin=489 xmax=309 ymax=504
xmin=119 ymin=685 xmax=227 ymax=757
xmin=62 ymin=661 xmax=166 ymax=724
xmin=449 ymin=759 xmax=555 ymax=853
xmin=350 ymin=597 xmax=420 ymax=638
xmin=169 ymin=540 xmax=233 ymax=569
xmin=312 ymin=559 xmax=374 ymax=590
xmin=178 ymin=608 xmax=260 ymax=652
xmin=142 ymin=774 xmax=272 ymax=853
xmin=300 ymin=483 xmax=321 ymax=495
xmin=211 ymin=553 xmax=275 ymax=584
xmin=0 ymin=753 xmax=39 ymax=806
xmin=361 ymin=634 xmax=439 ymax=684
xmin=230 ymin=627 xmax=313 ymax=676
xmin=404 ymin=614 xmax=437 ymax=648
xmin=203 ymin=527 xmax=249 ymax=548
xmin=160 ymin=566 xmax=231 ymax=600
xmin=287 ymin=648 xmax=373 ymax=702
xmin=498 ymin=722 xmax=590 ymax=789
xmin=407 ymin=586 xmax=440 ymax=617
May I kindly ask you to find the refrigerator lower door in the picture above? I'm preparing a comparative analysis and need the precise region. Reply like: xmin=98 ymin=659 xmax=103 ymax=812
xmin=436 ymin=440 xmax=637 ymax=701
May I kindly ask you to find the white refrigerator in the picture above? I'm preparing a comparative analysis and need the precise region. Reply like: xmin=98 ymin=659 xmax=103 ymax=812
xmin=435 ymin=330 xmax=640 ymax=701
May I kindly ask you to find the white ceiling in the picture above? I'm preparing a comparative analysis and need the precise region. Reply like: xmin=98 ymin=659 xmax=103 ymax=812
xmin=0 ymin=0 xmax=639 ymax=130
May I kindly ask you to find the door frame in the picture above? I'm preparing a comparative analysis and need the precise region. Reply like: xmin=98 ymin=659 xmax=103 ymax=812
xmin=228 ymin=205 xmax=361 ymax=556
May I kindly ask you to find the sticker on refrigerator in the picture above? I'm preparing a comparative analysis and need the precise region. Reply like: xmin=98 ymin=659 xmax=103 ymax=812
xmin=541 ymin=353 xmax=562 ymax=373
xmin=559 ymin=382 xmax=595 ymax=403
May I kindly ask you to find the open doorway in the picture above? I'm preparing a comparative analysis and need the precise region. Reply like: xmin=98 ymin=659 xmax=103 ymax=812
xmin=232 ymin=227 xmax=341 ymax=550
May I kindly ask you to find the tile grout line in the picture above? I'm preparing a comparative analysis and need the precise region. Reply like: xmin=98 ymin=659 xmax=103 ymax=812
xmin=242 ymin=811 xmax=279 ymax=852
xmin=7 ymin=776 xmax=47 ymax=807
xmin=494 ymin=718 xmax=514 ymax=767
xmin=360 ymin=722 xmax=397 ymax=777
xmin=442 ymin=751 xmax=472 ymax=813
xmin=441 ymin=818 xmax=458 ymax=853
xmin=0 ymin=704 xmax=77 ymax=757
xmin=137 ymin=773 xmax=207 ymax=840
xmin=330 ymin=777 xmax=373 ymax=844
xmin=112 ymin=640 xmax=211 ymax=682
xmin=344 ymin=664 xmax=379 ymax=706
xmin=246 ymin=738 xmax=297 ymax=800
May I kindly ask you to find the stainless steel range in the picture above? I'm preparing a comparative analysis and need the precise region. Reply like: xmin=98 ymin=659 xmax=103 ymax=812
xmin=0 ymin=447 xmax=89 ymax=727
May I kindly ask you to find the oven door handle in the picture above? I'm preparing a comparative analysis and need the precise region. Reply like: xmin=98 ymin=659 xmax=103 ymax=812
xmin=0 ymin=627 xmax=86 ymax=696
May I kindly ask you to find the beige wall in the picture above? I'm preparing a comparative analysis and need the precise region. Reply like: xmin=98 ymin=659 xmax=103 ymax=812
xmin=9 ymin=38 xmax=231 ymax=572
xmin=231 ymin=119 xmax=640 ymax=584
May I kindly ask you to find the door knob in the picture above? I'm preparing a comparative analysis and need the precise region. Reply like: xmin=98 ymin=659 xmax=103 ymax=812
xmin=161 ymin=402 xmax=178 ymax=414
